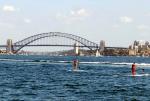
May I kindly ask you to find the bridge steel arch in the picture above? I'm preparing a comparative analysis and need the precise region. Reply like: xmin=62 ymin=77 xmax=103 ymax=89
xmin=13 ymin=32 xmax=99 ymax=53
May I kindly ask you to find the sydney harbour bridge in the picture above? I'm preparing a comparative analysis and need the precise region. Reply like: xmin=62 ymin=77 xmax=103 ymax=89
xmin=0 ymin=32 xmax=127 ymax=55
xmin=0 ymin=32 xmax=101 ymax=54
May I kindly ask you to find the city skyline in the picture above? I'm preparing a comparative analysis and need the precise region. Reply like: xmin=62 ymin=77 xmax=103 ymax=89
xmin=0 ymin=0 xmax=150 ymax=47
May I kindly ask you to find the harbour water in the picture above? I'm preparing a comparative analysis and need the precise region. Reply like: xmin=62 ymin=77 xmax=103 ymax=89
xmin=0 ymin=55 xmax=150 ymax=101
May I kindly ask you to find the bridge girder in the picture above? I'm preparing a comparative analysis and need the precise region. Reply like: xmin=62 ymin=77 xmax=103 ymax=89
xmin=13 ymin=32 xmax=98 ymax=53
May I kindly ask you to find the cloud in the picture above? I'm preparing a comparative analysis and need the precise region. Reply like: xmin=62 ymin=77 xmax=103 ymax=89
xmin=24 ymin=18 xmax=31 ymax=23
xmin=56 ymin=8 xmax=90 ymax=24
xmin=2 ymin=5 xmax=16 ymax=12
xmin=120 ymin=16 xmax=133 ymax=24
xmin=137 ymin=25 xmax=150 ymax=31
xmin=71 ymin=8 xmax=89 ymax=17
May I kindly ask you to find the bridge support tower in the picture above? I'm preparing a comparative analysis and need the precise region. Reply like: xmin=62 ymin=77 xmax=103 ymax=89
xmin=6 ymin=39 xmax=14 ymax=54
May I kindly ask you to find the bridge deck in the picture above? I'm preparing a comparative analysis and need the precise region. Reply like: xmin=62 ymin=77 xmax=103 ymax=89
xmin=0 ymin=45 xmax=128 ymax=49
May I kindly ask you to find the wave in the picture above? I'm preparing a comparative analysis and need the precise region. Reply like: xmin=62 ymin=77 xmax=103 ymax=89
xmin=0 ymin=59 xmax=34 ymax=62
xmin=71 ymin=61 xmax=131 ymax=66
xmin=0 ymin=59 xmax=72 ymax=64
xmin=56 ymin=61 xmax=150 ymax=67
xmin=137 ymin=63 xmax=150 ymax=66
xmin=1 ymin=58 xmax=150 ymax=66
xmin=81 ymin=62 xmax=150 ymax=66
xmin=126 ymin=73 xmax=150 ymax=77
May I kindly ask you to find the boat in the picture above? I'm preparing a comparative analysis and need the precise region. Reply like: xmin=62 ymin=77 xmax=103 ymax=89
xmin=95 ymin=50 xmax=101 ymax=57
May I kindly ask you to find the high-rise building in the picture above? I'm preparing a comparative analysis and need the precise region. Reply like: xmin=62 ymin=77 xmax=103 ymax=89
xmin=145 ymin=41 xmax=149 ymax=46
xmin=100 ymin=40 xmax=105 ymax=51
xmin=133 ymin=40 xmax=139 ymax=46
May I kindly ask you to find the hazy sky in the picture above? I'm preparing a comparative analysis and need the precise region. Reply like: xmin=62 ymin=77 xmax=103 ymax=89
xmin=0 ymin=0 xmax=150 ymax=47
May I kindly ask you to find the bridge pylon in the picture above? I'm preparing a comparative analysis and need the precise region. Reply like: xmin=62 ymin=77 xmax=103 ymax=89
xmin=6 ymin=39 xmax=14 ymax=54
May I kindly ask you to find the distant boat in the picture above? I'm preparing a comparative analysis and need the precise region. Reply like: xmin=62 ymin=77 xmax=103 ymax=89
xmin=95 ymin=50 xmax=101 ymax=57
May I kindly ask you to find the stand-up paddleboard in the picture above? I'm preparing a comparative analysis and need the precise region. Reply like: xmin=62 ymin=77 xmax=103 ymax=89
xmin=73 ymin=69 xmax=85 ymax=72
xmin=68 ymin=69 xmax=86 ymax=72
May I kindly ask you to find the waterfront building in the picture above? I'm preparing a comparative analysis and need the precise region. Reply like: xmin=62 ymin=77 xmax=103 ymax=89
xmin=129 ymin=49 xmax=136 ymax=56
xmin=131 ymin=40 xmax=150 ymax=56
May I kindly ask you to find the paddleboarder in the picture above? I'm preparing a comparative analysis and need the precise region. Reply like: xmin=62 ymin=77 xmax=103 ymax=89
xmin=142 ymin=69 xmax=145 ymax=74
xmin=131 ymin=62 xmax=136 ymax=76
xmin=72 ymin=59 xmax=79 ymax=70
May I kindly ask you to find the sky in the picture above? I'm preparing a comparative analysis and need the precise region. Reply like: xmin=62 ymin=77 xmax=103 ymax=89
xmin=0 ymin=0 xmax=150 ymax=47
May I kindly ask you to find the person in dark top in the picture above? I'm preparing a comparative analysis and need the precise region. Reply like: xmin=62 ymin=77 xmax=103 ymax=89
xmin=72 ymin=59 xmax=79 ymax=70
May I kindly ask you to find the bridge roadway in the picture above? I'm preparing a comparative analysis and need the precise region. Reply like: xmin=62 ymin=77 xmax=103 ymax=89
xmin=0 ymin=44 xmax=98 ymax=48
xmin=0 ymin=44 xmax=128 ymax=49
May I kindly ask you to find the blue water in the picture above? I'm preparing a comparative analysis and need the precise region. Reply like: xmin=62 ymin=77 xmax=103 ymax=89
xmin=0 ymin=55 xmax=150 ymax=101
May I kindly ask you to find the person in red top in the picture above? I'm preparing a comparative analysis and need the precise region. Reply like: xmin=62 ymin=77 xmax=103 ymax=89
xmin=131 ymin=62 xmax=136 ymax=76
